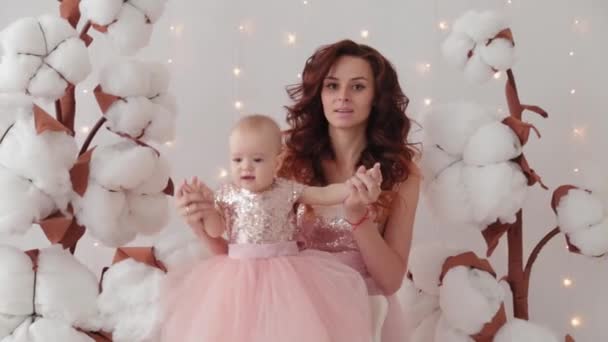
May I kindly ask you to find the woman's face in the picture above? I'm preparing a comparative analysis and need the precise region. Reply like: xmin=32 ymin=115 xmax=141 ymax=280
xmin=321 ymin=56 xmax=375 ymax=130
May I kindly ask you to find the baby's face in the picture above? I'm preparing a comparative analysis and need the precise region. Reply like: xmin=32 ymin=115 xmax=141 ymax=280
xmin=229 ymin=129 xmax=280 ymax=192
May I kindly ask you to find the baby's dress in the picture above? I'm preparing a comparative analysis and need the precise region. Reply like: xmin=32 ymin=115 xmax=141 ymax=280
xmin=161 ymin=178 xmax=372 ymax=342
xmin=297 ymin=203 xmax=408 ymax=342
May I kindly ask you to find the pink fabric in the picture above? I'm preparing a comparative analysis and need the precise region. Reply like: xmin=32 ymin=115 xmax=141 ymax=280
xmin=161 ymin=245 xmax=372 ymax=342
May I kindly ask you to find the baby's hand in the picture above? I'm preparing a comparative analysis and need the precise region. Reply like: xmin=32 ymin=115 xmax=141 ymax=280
xmin=189 ymin=176 xmax=214 ymax=203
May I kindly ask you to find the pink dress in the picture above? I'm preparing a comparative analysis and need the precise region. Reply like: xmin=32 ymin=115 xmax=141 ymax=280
xmin=296 ymin=203 xmax=407 ymax=342
xmin=161 ymin=178 xmax=372 ymax=342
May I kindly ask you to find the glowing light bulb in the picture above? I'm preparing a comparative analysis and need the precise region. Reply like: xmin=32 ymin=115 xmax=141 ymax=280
xmin=569 ymin=51 xmax=575 ymax=56
xmin=167 ymin=59 xmax=173 ymax=64
xmin=234 ymin=101 xmax=243 ymax=109
xmin=360 ymin=30 xmax=369 ymax=39
xmin=165 ymin=141 xmax=174 ymax=147
xmin=297 ymin=73 xmax=302 ymax=79
xmin=93 ymin=242 xmax=99 ymax=247
xmin=570 ymin=317 xmax=582 ymax=327
xmin=570 ymin=89 xmax=576 ymax=94
xmin=287 ymin=33 xmax=297 ymax=45
xmin=563 ymin=278 xmax=573 ymax=287
xmin=170 ymin=25 xmax=175 ymax=31
xmin=82 ymin=89 xmax=88 ymax=94
xmin=80 ymin=126 xmax=90 ymax=134
xmin=494 ymin=72 xmax=502 ymax=79
xmin=233 ymin=67 xmax=241 ymax=76
xmin=219 ymin=168 xmax=228 ymax=178
xmin=574 ymin=168 xmax=580 ymax=173
xmin=438 ymin=21 xmax=448 ymax=30
xmin=424 ymin=98 xmax=432 ymax=106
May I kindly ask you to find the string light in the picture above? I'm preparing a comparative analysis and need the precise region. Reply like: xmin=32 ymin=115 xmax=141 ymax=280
xmin=570 ymin=317 xmax=582 ymax=328
xmin=563 ymin=278 xmax=573 ymax=288
xmin=93 ymin=242 xmax=99 ymax=247
xmin=303 ymin=0 xmax=309 ymax=4
xmin=574 ymin=19 xmax=580 ymax=25
xmin=165 ymin=141 xmax=174 ymax=147
xmin=493 ymin=72 xmax=502 ymax=79
xmin=233 ymin=67 xmax=241 ymax=76
xmin=287 ymin=33 xmax=297 ymax=45
xmin=238 ymin=24 xmax=245 ymax=32
xmin=167 ymin=58 xmax=173 ymax=64
xmin=572 ymin=127 xmax=585 ymax=137
xmin=297 ymin=73 xmax=302 ymax=79
xmin=569 ymin=51 xmax=575 ymax=56
xmin=574 ymin=168 xmax=580 ymax=173
xmin=219 ymin=168 xmax=228 ymax=179
xmin=80 ymin=126 xmax=90 ymax=134
xmin=438 ymin=21 xmax=448 ymax=31
xmin=424 ymin=98 xmax=432 ymax=106
xmin=507 ymin=0 xmax=512 ymax=4
xmin=82 ymin=89 xmax=88 ymax=94
xmin=360 ymin=30 xmax=369 ymax=39
xmin=570 ymin=89 xmax=576 ymax=94
xmin=234 ymin=101 xmax=243 ymax=110
xmin=170 ymin=25 xmax=175 ymax=31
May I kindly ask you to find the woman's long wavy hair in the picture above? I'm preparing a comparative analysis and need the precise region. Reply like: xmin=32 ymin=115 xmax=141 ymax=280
xmin=279 ymin=39 xmax=417 ymax=214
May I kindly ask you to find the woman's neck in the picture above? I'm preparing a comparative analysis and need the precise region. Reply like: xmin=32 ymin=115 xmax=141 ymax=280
xmin=326 ymin=126 xmax=367 ymax=177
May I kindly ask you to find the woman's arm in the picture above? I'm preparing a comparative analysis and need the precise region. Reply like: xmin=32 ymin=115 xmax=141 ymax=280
xmin=347 ymin=171 xmax=420 ymax=295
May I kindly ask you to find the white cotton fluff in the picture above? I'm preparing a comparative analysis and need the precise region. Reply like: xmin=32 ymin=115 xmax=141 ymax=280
xmin=494 ymin=319 xmax=559 ymax=342
xmin=408 ymin=243 xmax=463 ymax=296
xmin=131 ymin=153 xmax=170 ymax=195
xmin=105 ymin=5 xmax=153 ymax=55
xmin=427 ymin=162 xmax=477 ymax=226
xmin=128 ymin=0 xmax=168 ymax=23
xmin=153 ymin=227 xmax=210 ymax=270
xmin=441 ymin=32 xmax=475 ymax=69
xmin=89 ymin=141 xmax=158 ymax=191
xmin=464 ymin=52 xmax=495 ymax=84
xmin=479 ymin=38 xmax=516 ymax=71
xmin=97 ymin=259 xmax=165 ymax=342
xmin=79 ymin=0 xmax=124 ymax=26
xmin=420 ymin=143 xmax=461 ymax=181
xmin=410 ymin=310 xmax=441 ymax=342
xmin=463 ymin=121 xmax=522 ymax=166
xmin=439 ymin=266 xmax=504 ymax=334
xmin=0 ymin=115 xmax=78 ymax=212
xmin=0 ymin=166 xmax=55 ymax=234
xmin=452 ymin=10 xmax=507 ymax=44
xmin=0 ymin=16 xmax=90 ymax=100
xmin=143 ymin=103 xmax=176 ymax=143
xmin=104 ymin=96 xmax=156 ymax=139
xmin=434 ymin=315 xmax=474 ymax=342
xmin=567 ymin=219 xmax=608 ymax=257
xmin=124 ymin=192 xmax=169 ymax=235
xmin=73 ymin=181 xmax=135 ymax=247
xmin=400 ymin=278 xmax=440 ymax=335
xmin=2 ymin=317 xmax=94 ymax=342
xmin=34 ymin=246 xmax=100 ymax=331
xmin=423 ymin=102 xmax=496 ymax=156
xmin=99 ymin=60 xmax=151 ymax=98
xmin=463 ymin=162 xmax=527 ymax=226
xmin=555 ymin=189 xmax=604 ymax=234
xmin=0 ymin=245 xmax=35 ymax=339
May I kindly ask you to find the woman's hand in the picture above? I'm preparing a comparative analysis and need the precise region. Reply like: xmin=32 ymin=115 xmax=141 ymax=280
xmin=176 ymin=177 xmax=215 ymax=229
xmin=343 ymin=163 xmax=382 ymax=222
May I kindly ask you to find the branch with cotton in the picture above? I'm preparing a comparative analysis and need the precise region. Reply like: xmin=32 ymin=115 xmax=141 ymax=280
xmin=441 ymin=10 xmax=515 ymax=84
xmin=95 ymin=60 xmax=176 ymax=144
xmin=79 ymin=0 xmax=167 ymax=55
xmin=422 ymin=102 xmax=528 ymax=232
xmin=552 ymin=185 xmax=608 ymax=257
xmin=96 ymin=229 xmax=209 ymax=341
xmin=73 ymin=141 xmax=172 ymax=247
xmin=0 ymin=15 xmax=91 ymax=101
xmin=0 ymin=245 xmax=102 ymax=341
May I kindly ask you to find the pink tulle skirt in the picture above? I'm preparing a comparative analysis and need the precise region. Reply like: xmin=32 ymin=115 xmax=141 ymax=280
xmin=333 ymin=251 xmax=407 ymax=342
xmin=160 ymin=241 xmax=372 ymax=342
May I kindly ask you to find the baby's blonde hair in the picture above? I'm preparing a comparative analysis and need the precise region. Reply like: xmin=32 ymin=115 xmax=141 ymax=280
xmin=231 ymin=114 xmax=283 ymax=153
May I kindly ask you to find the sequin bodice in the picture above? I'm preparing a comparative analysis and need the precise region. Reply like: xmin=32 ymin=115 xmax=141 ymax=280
xmin=215 ymin=178 xmax=304 ymax=244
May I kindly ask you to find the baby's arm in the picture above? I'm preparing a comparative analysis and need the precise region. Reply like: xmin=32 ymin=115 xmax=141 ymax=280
xmin=190 ymin=178 xmax=226 ymax=238
xmin=298 ymin=182 xmax=350 ymax=206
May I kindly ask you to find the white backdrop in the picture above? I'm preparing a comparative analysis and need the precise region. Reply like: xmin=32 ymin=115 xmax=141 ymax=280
xmin=1 ymin=0 xmax=606 ymax=340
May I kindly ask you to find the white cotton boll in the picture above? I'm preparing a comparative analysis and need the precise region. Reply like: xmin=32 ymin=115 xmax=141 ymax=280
xmin=37 ymin=15 xmax=77 ymax=53
xmin=0 ymin=18 xmax=46 ymax=55
xmin=494 ymin=319 xmax=559 ymax=342
xmin=99 ymin=60 xmax=151 ymax=97
xmin=144 ymin=62 xmax=170 ymax=97
xmin=408 ymin=242 xmax=462 ymax=296
xmin=98 ymin=259 xmax=164 ymax=342
xmin=468 ymin=11 xmax=507 ymax=42
xmin=0 ymin=314 xmax=26 ymax=340
xmin=410 ymin=310 xmax=441 ymax=342
xmin=0 ymin=116 xmax=77 ymax=211
xmin=464 ymin=162 xmax=526 ymax=226
xmin=440 ymin=266 xmax=504 ymax=334
xmin=420 ymin=143 xmax=461 ymax=181
xmin=45 ymin=38 xmax=91 ymax=85
xmin=495 ymin=165 xmax=528 ymax=225
xmin=153 ymin=227 xmax=210 ymax=270
xmin=556 ymin=189 xmax=604 ymax=234
xmin=79 ymin=0 xmax=124 ymax=26
xmin=479 ymin=38 xmax=516 ymax=71
xmin=143 ymin=104 xmax=176 ymax=143
xmin=423 ymin=102 xmax=495 ymax=156
xmin=434 ymin=315 xmax=474 ymax=342
xmin=132 ymin=154 xmax=170 ymax=195
xmin=0 ymin=54 xmax=42 ymax=93
xmin=400 ymin=278 xmax=440 ymax=333
xmin=441 ymin=33 xmax=475 ymax=69
xmin=568 ymin=219 xmax=608 ymax=257
xmin=90 ymin=142 xmax=158 ymax=191
xmin=0 ymin=246 xmax=35 ymax=317
xmin=107 ymin=5 xmax=153 ymax=55
xmin=35 ymin=246 xmax=101 ymax=331
xmin=4 ymin=317 xmax=95 ymax=342
xmin=451 ymin=10 xmax=479 ymax=36
xmin=74 ymin=182 xmax=135 ymax=247
xmin=151 ymin=92 xmax=177 ymax=114
xmin=427 ymin=162 xmax=476 ymax=225
xmin=0 ymin=93 xmax=33 ymax=112
xmin=27 ymin=64 xmax=68 ymax=100
xmin=129 ymin=0 xmax=168 ymax=23
xmin=463 ymin=122 xmax=522 ymax=166
xmin=126 ymin=193 xmax=169 ymax=235
xmin=0 ymin=167 xmax=55 ymax=234
xmin=105 ymin=96 xmax=155 ymax=138
xmin=464 ymin=51 xmax=494 ymax=84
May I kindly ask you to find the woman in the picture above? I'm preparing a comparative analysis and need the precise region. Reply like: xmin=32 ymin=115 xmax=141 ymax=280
xmin=279 ymin=39 xmax=420 ymax=342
